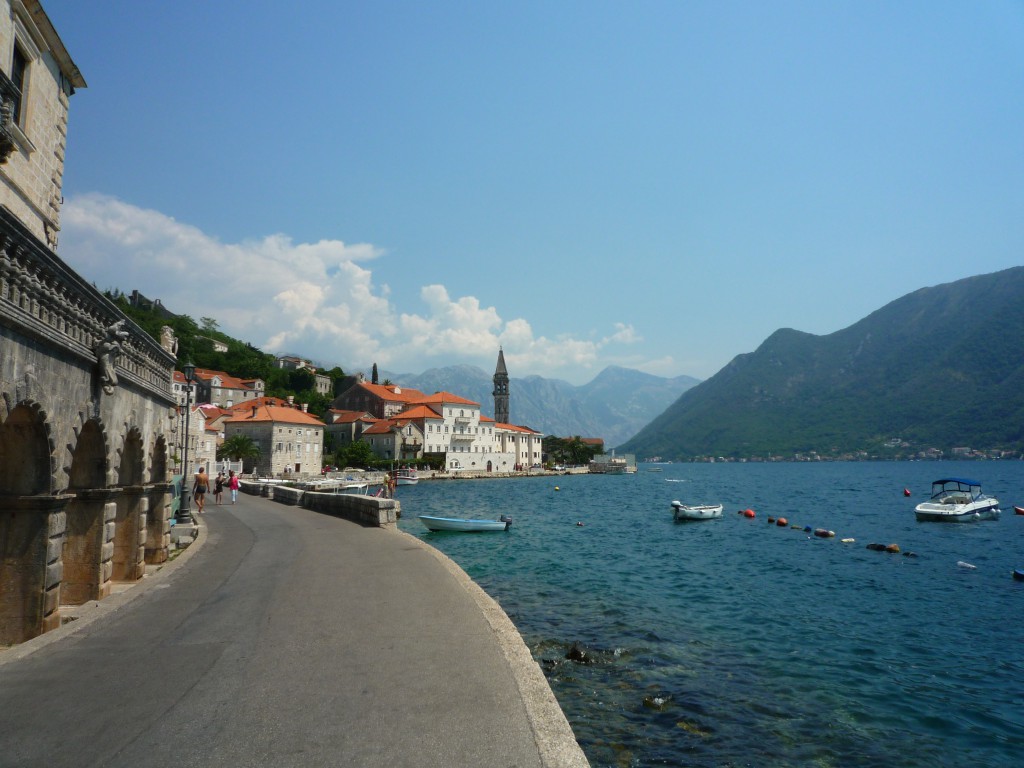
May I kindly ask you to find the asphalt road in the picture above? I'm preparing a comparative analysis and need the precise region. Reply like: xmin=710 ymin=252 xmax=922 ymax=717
xmin=0 ymin=494 xmax=587 ymax=768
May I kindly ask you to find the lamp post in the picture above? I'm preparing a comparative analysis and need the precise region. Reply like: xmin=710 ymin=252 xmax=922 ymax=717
xmin=177 ymin=361 xmax=196 ymax=524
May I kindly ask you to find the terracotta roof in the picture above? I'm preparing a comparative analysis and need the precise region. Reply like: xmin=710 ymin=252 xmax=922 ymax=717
xmin=362 ymin=419 xmax=399 ymax=435
xmin=224 ymin=396 xmax=297 ymax=412
xmin=409 ymin=391 xmax=479 ymax=407
xmin=225 ymin=405 xmax=325 ymax=426
xmin=199 ymin=404 xmax=232 ymax=420
xmin=392 ymin=404 xmax=444 ymax=420
xmin=495 ymin=422 xmax=542 ymax=435
xmin=193 ymin=368 xmax=261 ymax=392
xmin=327 ymin=409 xmax=378 ymax=424
xmin=356 ymin=382 xmax=426 ymax=402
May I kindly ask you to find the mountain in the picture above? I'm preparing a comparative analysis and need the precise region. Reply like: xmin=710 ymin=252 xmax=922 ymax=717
xmin=619 ymin=267 xmax=1024 ymax=460
xmin=388 ymin=365 xmax=700 ymax=447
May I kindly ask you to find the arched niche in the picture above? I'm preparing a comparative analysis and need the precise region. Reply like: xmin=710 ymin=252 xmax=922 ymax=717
xmin=150 ymin=434 xmax=168 ymax=484
xmin=69 ymin=419 xmax=107 ymax=491
xmin=118 ymin=428 xmax=145 ymax=487
xmin=0 ymin=402 xmax=53 ymax=496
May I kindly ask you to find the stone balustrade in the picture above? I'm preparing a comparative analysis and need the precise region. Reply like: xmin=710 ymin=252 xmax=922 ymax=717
xmin=0 ymin=207 xmax=174 ymax=402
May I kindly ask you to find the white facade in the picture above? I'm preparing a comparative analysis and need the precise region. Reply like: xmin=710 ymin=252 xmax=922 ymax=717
xmin=376 ymin=395 xmax=541 ymax=472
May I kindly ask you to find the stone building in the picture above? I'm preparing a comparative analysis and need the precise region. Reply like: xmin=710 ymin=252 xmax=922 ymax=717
xmin=1 ymin=2 xmax=178 ymax=645
xmin=324 ymin=408 xmax=377 ymax=452
xmin=331 ymin=379 xmax=427 ymax=420
xmin=361 ymin=417 xmax=424 ymax=463
xmin=223 ymin=403 xmax=325 ymax=477
xmin=192 ymin=367 xmax=264 ymax=408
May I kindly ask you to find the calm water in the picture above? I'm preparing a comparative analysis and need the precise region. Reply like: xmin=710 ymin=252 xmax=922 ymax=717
xmin=396 ymin=462 xmax=1024 ymax=767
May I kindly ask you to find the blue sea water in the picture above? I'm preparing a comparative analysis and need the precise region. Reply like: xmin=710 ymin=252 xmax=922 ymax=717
xmin=396 ymin=462 xmax=1024 ymax=767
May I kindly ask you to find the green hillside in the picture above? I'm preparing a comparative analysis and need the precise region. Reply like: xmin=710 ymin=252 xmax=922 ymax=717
xmin=619 ymin=267 xmax=1024 ymax=460
xmin=109 ymin=292 xmax=344 ymax=417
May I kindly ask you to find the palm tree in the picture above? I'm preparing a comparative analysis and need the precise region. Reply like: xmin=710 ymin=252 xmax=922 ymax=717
xmin=218 ymin=434 xmax=261 ymax=472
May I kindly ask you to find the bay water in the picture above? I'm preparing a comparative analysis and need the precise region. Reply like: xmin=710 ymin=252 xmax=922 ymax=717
xmin=397 ymin=461 xmax=1024 ymax=767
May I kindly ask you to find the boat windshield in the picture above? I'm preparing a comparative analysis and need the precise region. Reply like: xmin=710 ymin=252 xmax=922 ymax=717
xmin=929 ymin=478 xmax=982 ymax=501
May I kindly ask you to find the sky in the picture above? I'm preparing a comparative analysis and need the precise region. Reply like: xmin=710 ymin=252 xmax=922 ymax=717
xmin=42 ymin=1 xmax=1023 ymax=385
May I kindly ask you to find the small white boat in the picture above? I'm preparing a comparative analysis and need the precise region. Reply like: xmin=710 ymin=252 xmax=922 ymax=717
xmin=914 ymin=478 xmax=1000 ymax=522
xmin=671 ymin=501 xmax=724 ymax=521
xmin=392 ymin=467 xmax=419 ymax=486
xmin=418 ymin=514 xmax=512 ymax=532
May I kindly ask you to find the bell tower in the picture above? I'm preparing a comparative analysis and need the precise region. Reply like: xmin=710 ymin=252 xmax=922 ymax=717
xmin=492 ymin=348 xmax=509 ymax=425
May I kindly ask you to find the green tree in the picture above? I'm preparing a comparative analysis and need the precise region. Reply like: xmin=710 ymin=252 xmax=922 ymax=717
xmin=218 ymin=434 xmax=261 ymax=462
xmin=336 ymin=440 xmax=376 ymax=468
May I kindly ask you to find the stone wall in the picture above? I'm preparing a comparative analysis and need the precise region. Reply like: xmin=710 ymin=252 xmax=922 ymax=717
xmin=1 ymin=207 xmax=178 ymax=645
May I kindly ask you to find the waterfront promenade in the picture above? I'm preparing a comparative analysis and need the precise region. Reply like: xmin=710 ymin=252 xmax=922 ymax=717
xmin=0 ymin=493 xmax=588 ymax=767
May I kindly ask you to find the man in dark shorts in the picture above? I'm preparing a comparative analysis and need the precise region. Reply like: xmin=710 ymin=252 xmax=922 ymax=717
xmin=193 ymin=467 xmax=209 ymax=513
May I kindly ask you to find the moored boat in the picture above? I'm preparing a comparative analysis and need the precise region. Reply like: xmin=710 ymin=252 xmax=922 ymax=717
xmin=914 ymin=478 xmax=1000 ymax=522
xmin=418 ymin=514 xmax=512 ymax=532
xmin=1014 ymin=506 xmax=1024 ymax=516
xmin=671 ymin=501 xmax=723 ymax=521
xmin=392 ymin=467 xmax=419 ymax=486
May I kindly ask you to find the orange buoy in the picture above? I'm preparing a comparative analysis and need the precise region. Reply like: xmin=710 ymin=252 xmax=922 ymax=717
xmin=743 ymin=509 xmax=756 ymax=518
xmin=776 ymin=517 xmax=788 ymax=526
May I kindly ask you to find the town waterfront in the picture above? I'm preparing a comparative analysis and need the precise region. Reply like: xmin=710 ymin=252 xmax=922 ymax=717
xmin=398 ymin=461 xmax=1024 ymax=767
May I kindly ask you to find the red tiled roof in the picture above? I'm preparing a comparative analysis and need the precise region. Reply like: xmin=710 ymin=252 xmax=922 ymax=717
xmin=224 ymin=396 xmax=297 ymax=412
xmin=392 ymin=404 xmax=444 ymax=420
xmin=327 ymin=409 xmax=378 ymax=424
xmin=408 ymin=391 xmax=479 ymax=407
xmin=224 ymin=405 xmax=325 ymax=426
xmin=496 ymin=422 xmax=542 ymax=435
xmin=356 ymin=382 xmax=426 ymax=402
xmin=193 ymin=368 xmax=261 ymax=392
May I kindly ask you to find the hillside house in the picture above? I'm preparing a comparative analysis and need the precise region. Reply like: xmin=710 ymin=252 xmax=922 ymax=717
xmin=193 ymin=368 xmax=264 ymax=407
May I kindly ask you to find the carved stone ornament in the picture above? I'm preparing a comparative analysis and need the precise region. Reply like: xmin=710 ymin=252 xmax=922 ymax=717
xmin=95 ymin=319 xmax=130 ymax=394
xmin=160 ymin=325 xmax=179 ymax=357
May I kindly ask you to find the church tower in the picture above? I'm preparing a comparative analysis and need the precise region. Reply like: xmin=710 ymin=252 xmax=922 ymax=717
xmin=493 ymin=347 xmax=510 ymax=425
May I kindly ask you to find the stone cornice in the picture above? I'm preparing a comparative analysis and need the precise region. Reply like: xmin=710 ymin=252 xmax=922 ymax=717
xmin=0 ymin=206 xmax=176 ymax=405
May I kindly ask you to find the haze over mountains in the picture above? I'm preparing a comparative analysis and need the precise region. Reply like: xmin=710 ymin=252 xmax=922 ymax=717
xmin=387 ymin=365 xmax=700 ymax=448
xmin=620 ymin=268 xmax=1024 ymax=460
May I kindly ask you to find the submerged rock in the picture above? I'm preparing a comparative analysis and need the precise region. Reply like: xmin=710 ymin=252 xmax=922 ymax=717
xmin=643 ymin=694 xmax=671 ymax=711
xmin=566 ymin=642 xmax=592 ymax=664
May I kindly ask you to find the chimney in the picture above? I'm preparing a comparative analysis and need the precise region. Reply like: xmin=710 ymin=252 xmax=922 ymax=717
xmin=251 ymin=405 xmax=258 ymax=419
xmin=302 ymin=403 xmax=308 ymax=412
xmin=287 ymin=395 xmax=294 ymax=405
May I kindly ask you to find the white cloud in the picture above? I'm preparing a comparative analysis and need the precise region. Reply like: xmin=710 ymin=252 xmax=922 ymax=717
xmin=59 ymin=193 xmax=642 ymax=383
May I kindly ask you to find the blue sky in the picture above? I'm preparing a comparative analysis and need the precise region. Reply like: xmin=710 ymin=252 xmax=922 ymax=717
xmin=44 ymin=1 xmax=1023 ymax=385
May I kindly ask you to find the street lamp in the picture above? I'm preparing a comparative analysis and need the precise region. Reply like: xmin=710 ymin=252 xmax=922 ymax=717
xmin=177 ymin=361 xmax=196 ymax=524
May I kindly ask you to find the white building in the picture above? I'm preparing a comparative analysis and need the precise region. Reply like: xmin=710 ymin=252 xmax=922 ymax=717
xmin=366 ymin=391 xmax=541 ymax=473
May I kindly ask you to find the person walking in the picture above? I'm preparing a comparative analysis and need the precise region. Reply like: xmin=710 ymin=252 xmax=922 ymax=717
xmin=192 ymin=467 xmax=209 ymax=513
xmin=228 ymin=470 xmax=240 ymax=504
xmin=214 ymin=472 xmax=225 ymax=505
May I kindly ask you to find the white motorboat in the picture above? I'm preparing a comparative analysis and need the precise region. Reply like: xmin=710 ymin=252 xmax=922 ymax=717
xmin=392 ymin=467 xmax=419 ymax=486
xmin=671 ymin=501 xmax=724 ymax=521
xmin=418 ymin=514 xmax=512 ymax=532
xmin=914 ymin=478 xmax=1000 ymax=522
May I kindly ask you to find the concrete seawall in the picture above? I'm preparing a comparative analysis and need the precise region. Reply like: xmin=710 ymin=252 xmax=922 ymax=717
xmin=239 ymin=480 xmax=400 ymax=528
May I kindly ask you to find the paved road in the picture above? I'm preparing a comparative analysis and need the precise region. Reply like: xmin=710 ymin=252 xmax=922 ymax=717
xmin=0 ymin=494 xmax=587 ymax=768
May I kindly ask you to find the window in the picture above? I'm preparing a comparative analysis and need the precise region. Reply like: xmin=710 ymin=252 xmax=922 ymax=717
xmin=10 ymin=44 xmax=28 ymax=125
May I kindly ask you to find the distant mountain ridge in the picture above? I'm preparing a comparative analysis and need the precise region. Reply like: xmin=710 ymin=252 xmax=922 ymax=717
xmin=620 ymin=267 xmax=1024 ymax=460
xmin=387 ymin=365 xmax=700 ymax=447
